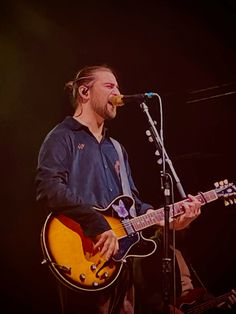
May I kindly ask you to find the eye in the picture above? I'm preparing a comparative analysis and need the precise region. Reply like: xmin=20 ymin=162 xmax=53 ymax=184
xmin=105 ymin=83 xmax=115 ymax=89
xmin=104 ymin=83 xmax=120 ymax=94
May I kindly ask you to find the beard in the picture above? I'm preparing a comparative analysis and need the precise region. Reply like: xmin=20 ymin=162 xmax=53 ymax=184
xmin=91 ymin=94 xmax=117 ymax=120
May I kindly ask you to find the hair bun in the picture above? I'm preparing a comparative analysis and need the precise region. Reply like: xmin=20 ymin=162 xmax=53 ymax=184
xmin=64 ymin=80 xmax=74 ymax=91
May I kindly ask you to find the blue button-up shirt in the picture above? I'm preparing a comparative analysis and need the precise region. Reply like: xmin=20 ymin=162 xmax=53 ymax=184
xmin=36 ymin=116 xmax=153 ymax=237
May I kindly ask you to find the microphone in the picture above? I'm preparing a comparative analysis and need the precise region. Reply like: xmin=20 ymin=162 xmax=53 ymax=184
xmin=109 ymin=92 xmax=157 ymax=106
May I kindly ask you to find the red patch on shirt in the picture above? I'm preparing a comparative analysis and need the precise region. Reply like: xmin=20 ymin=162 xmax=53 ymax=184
xmin=114 ymin=160 xmax=120 ymax=176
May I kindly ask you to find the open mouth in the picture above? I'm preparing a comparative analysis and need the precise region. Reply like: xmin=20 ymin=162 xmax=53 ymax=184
xmin=107 ymin=100 xmax=115 ymax=108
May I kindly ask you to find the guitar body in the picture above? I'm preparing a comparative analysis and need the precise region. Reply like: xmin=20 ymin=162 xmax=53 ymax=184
xmin=40 ymin=195 xmax=157 ymax=292
xmin=40 ymin=181 xmax=236 ymax=293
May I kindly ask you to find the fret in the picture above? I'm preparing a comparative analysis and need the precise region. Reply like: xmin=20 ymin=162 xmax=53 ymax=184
xmin=202 ymin=190 xmax=218 ymax=203
xmin=132 ymin=210 xmax=160 ymax=231
xmin=195 ymin=194 xmax=206 ymax=204
xmin=171 ymin=202 xmax=185 ymax=217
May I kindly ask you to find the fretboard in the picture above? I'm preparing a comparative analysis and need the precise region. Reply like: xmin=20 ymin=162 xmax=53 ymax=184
xmin=131 ymin=189 xmax=218 ymax=232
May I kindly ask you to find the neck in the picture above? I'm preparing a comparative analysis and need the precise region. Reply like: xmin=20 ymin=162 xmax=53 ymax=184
xmin=73 ymin=108 xmax=104 ymax=142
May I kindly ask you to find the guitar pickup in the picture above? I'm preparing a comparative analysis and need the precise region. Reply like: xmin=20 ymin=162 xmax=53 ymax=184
xmin=122 ymin=218 xmax=135 ymax=235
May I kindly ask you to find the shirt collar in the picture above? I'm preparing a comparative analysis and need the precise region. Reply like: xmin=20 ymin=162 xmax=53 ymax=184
xmin=63 ymin=116 xmax=110 ymax=137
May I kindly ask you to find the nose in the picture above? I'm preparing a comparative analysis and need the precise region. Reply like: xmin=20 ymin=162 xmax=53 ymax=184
xmin=112 ymin=86 xmax=121 ymax=96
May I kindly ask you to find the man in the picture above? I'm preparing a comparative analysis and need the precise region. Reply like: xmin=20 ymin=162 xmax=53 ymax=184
xmin=36 ymin=65 xmax=201 ymax=314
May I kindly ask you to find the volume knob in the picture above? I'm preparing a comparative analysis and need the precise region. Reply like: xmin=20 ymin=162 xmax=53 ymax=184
xmin=79 ymin=273 xmax=86 ymax=282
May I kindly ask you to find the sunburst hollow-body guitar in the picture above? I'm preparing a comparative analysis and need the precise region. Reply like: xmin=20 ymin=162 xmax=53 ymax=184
xmin=40 ymin=180 xmax=236 ymax=292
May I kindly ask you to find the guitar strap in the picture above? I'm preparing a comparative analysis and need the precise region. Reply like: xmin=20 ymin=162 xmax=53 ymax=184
xmin=110 ymin=137 xmax=136 ymax=217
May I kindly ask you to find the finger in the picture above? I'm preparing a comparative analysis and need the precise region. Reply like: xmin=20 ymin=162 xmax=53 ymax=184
xmin=188 ymin=194 xmax=202 ymax=208
xmin=182 ymin=203 xmax=192 ymax=216
xmin=109 ymin=237 xmax=119 ymax=258
xmin=189 ymin=203 xmax=201 ymax=216
xmin=103 ymin=238 xmax=117 ymax=260
xmin=94 ymin=234 xmax=107 ymax=250
xmin=229 ymin=296 xmax=233 ymax=304
xmin=229 ymin=295 xmax=236 ymax=304
xmin=188 ymin=194 xmax=197 ymax=201
xmin=183 ymin=200 xmax=201 ymax=217
xmin=99 ymin=238 xmax=111 ymax=256
xmin=115 ymin=239 xmax=119 ymax=254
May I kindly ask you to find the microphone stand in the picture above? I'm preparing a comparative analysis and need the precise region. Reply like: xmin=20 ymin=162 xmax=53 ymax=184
xmin=139 ymin=101 xmax=187 ymax=313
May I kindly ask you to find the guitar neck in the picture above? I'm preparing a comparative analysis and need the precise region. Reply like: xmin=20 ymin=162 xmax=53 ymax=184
xmin=131 ymin=189 xmax=219 ymax=232
xmin=185 ymin=291 xmax=233 ymax=314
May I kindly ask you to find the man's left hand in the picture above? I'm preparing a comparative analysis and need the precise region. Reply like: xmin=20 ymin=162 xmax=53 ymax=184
xmin=172 ymin=194 xmax=202 ymax=230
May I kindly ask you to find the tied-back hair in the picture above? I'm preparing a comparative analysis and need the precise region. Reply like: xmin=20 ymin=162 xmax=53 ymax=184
xmin=65 ymin=65 xmax=115 ymax=109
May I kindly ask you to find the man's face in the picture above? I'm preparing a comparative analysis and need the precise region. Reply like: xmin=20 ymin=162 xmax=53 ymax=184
xmin=89 ymin=70 xmax=120 ymax=120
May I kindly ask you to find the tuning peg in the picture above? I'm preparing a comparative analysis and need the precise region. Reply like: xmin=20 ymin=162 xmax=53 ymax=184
xmin=224 ymin=200 xmax=230 ymax=206
xmin=219 ymin=181 xmax=224 ymax=186
xmin=229 ymin=199 xmax=234 ymax=205
xmin=214 ymin=182 xmax=219 ymax=188
xmin=157 ymin=158 xmax=162 ymax=165
xmin=224 ymin=179 xmax=229 ymax=185
xmin=146 ymin=130 xmax=154 ymax=142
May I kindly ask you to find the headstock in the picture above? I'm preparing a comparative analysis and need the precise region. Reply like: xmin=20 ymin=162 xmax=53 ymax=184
xmin=214 ymin=179 xmax=236 ymax=206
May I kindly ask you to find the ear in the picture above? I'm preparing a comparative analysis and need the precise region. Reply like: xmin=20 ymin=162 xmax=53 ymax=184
xmin=78 ymin=85 xmax=89 ymax=98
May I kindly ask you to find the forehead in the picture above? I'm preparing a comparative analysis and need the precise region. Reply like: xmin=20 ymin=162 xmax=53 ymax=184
xmin=93 ymin=70 xmax=118 ymax=84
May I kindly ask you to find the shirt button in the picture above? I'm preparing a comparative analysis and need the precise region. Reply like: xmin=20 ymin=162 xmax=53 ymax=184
xmin=109 ymin=188 xmax=113 ymax=192
xmin=104 ymin=164 xmax=108 ymax=169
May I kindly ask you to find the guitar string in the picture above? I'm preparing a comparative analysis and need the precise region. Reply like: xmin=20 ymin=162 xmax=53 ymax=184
xmin=106 ymin=202 xmax=189 ymax=234
xmin=105 ymin=189 xmax=219 ymax=234
xmin=107 ymin=210 xmax=179 ymax=234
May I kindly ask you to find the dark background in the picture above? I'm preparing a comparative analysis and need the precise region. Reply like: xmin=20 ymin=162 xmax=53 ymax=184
xmin=1 ymin=0 xmax=236 ymax=313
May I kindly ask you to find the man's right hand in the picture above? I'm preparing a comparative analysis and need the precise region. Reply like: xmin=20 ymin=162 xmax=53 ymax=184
xmin=93 ymin=230 xmax=119 ymax=260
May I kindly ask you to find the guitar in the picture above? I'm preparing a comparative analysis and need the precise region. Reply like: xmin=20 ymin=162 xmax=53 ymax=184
xmin=40 ymin=180 xmax=236 ymax=292
xmin=177 ymin=287 xmax=236 ymax=313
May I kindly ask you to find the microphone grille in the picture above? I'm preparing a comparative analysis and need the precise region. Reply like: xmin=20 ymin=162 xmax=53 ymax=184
xmin=109 ymin=95 xmax=124 ymax=106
